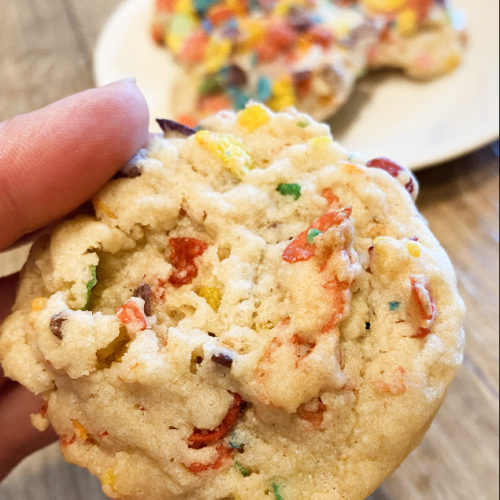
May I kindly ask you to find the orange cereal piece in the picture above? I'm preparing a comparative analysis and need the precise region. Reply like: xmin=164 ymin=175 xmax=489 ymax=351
xmin=179 ymin=29 xmax=209 ymax=62
xmin=116 ymin=300 xmax=147 ymax=330
xmin=187 ymin=444 xmax=233 ymax=473
xmin=373 ymin=366 xmax=408 ymax=395
xmin=297 ymin=397 xmax=327 ymax=428
xmin=207 ymin=4 xmax=235 ymax=25
xmin=199 ymin=94 xmax=233 ymax=115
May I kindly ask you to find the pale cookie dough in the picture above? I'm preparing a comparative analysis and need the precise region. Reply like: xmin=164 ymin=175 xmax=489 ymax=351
xmin=0 ymin=104 xmax=465 ymax=500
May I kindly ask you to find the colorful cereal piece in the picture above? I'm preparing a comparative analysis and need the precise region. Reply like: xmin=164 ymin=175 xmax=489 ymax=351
xmin=116 ymin=300 xmax=147 ymax=331
xmin=366 ymin=157 xmax=415 ymax=194
xmin=277 ymin=183 xmax=301 ymax=200
xmin=168 ymin=237 xmax=209 ymax=286
xmin=187 ymin=444 xmax=233 ymax=473
xmin=237 ymin=104 xmax=270 ymax=132
xmin=83 ymin=264 xmax=98 ymax=311
xmin=188 ymin=393 xmax=243 ymax=445
xmin=195 ymin=130 xmax=254 ymax=178
xmin=198 ymin=286 xmax=221 ymax=310
xmin=282 ymin=208 xmax=352 ymax=263
xmin=297 ymin=397 xmax=327 ymax=428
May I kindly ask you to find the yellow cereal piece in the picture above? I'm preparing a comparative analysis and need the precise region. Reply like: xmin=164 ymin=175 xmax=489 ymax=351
xmin=93 ymin=199 xmax=117 ymax=219
xmin=343 ymin=163 xmax=363 ymax=175
xmin=101 ymin=468 xmax=116 ymax=489
xmin=297 ymin=35 xmax=312 ymax=54
xmin=268 ymin=76 xmax=295 ymax=111
xmin=445 ymin=53 xmax=461 ymax=73
xmin=273 ymin=0 xmax=306 ymax=16
xmin=226 ymin=0 xmax=246 ymax=16
xmin=198 ymin=287 xmax=221 ymax=311
xmin=31 ymin=297 xmax=47 ymax=311
xmin=308 ymin=136 xmax=333 ymax=148
xmin=362 ymin=0 xmax=406 ymax=13
xmin=71 ymin=419 xmax=89 ymax=441
xmin=397 ymin=8 xmax=418 ymax=36
xmin=166 ymin=32 xmax=184 ymax=53
xmin=175 ymin=0 xmax=195 ymax=15
xmin=237 ymin=18 xmax=265 ymax=50
xmin=331 ymin=18 xmax=355 ymax=40
xmin=407 ymin=241 xmax=421 ymax=258
xmin=373 ymin=236 xmax=393 ymax=259
xmin=195 ymin=130 xmax=254 ymax=179
xmin=204 ymin=38 xmax=232 ymax=73
xmin=237 ymin=105 xmax=270 ymax=132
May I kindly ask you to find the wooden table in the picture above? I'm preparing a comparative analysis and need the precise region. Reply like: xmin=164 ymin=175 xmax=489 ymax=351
xmin=0 ymin=1 xmax=498 ymax=499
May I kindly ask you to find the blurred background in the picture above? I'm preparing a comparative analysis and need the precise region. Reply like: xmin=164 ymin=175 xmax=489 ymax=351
xmin=0 ymin=1 xmax=498 ymax=499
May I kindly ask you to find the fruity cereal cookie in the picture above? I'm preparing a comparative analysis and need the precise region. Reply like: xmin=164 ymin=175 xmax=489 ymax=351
xmin=0 ymin=104 xmax=464 ymax=500
xmin=152 ymin=0 xmax=465 ymax=124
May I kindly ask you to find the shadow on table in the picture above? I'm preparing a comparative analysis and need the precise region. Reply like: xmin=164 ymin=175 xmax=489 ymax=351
xmin=415 ymin=141 xmax=499 ymax=210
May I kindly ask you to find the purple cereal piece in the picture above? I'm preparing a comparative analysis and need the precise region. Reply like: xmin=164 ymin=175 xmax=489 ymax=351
xmin=133 ymin=283 xmax=152 ymax=316
xmin=156 ymin=118 xmax=196 ymax=137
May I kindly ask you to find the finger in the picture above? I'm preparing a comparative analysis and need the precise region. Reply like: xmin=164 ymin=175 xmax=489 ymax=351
xmin=0 ymin=273 xmax=18 ymax=323
xmin=0 ymin=383 xmax=57 ymax=481
xmin=0 ymin=79 xmax=149 ymax=250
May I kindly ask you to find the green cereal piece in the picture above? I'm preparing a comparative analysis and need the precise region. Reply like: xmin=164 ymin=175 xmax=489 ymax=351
xmin=82 ymin=265 xmax=97 ymax=311
xmin=277 ymin=183 xmax=301 ymax=200
xmin=307 ymin=228 xmax=322 ymax=244
xmin=272 ymin=481 xmax=284 ymax=500
xmin=233 ymin=461 xmax=250 ymax=477
xmin=296 ymin=120 xmax=310 ymax=128
xmin=389 ymin=301 xmax=400 ymax=311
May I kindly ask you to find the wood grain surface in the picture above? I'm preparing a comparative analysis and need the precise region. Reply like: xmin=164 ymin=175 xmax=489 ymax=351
xmin=0 ymin=1 xmax=498 ymax=499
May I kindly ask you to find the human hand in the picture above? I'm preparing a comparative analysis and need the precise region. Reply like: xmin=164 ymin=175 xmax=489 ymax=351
xmin=0 ymin=79 xmax=149 ymax=481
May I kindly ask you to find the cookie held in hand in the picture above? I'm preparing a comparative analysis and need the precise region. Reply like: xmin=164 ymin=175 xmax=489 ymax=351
xmin=0 ymin=104 xmax=464 ymax=500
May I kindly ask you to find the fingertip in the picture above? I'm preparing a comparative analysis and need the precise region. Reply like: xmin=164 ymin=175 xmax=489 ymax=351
xmin=0 ymin=81 xmax=150 ymax=249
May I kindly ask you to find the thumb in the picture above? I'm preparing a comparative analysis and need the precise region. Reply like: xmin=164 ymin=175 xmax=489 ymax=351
xmin=0 ymin=79 xmax=149 ymax=250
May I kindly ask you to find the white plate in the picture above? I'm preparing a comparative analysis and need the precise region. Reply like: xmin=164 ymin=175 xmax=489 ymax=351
xmin=96 ymin=0 xmax=498 ymax=169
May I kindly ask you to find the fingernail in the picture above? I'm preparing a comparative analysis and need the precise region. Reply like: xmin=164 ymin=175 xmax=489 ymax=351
xmin=105 ymin=77 xmax=137 ymax=87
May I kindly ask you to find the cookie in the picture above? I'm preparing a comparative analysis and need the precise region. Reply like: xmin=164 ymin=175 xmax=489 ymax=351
xmin=360 ymin=0 xmax=466 ymax=79
xmin=0 ymin=104 xmax=465 ymax=500
xmin=152 ymin=0 xmax=465 ymax=123
xmin=156 ymin=0 xmax=376 ymax=123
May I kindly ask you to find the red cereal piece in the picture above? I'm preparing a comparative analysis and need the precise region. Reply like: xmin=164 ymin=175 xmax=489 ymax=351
xmin=267 ymin=22 xmax=297 ymax=51
xmin=407 ymin=0 xmax=433 ymax=21
xmin=187 ymin=444 xmax=233 ymax=473
xmin=366 ymin=157 xmax=415 ymax=194
xmin=321 ymin=280 xmax=349 ymax=333
xmin=282 ymin=208 xmax=352 ymax=263
xmin=255 ymin=42 xmax=278 ymax=62
xmin=297 ymin=397 xmax=327 ymax=428
xmin=61 ymin=434 xmax=76 ymax=446
xmin=179 ymin=29 xmax=209 ymax=63
xmin=290 ymin=333 xmax=315 ymax=365
xmin=168 ymin=237 xmax=209 ymax=286
xmin=188 ymin=393 xmax=243 ymax=445
xmin=155 ymin=0 xmax=176 ymax=12
xmin=207 ymin=4 xmax=235 ymax=25
xmin=373 ymin=366 xmax=408 ymax=394
xmin=199 ymin=94 xmax=233 ymax=115
xmin=321 ymin=188 xmax=340 ymax=206
xmin=306 ymin=25 xmax=334 ymax=48
xmin=151 ymin=23 xmax=165 ymax=45
xmin=409 ymin=275 xmax=437 ymax=322
xmin=116 ymin=300 xmax=147 ymax=330
xmin=176 ymin=114 xmax=198 ymax=128
xmin=409 ymin=274 xmax=437 ymax=338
